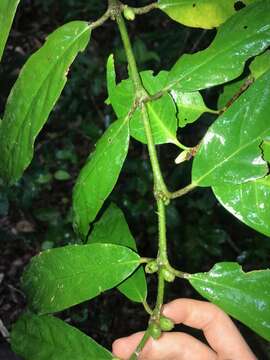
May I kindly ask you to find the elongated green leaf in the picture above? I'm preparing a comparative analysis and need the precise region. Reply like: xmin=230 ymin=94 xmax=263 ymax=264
xmin=213 ymin=176 xmax=270 ymax=236
xmin=0 ymin=0 xmax=20 ymax=62
xmin=166 ymin=1 xmax=270 ymax=92
xmin=106 ymin=54 xmax=117 ymax=103
xmin=0 ymin=21 xmax=91 ymax=184
xmin=109 ymin=70 xmax=179 ymax=146
xmin=170 ymin=87 xmax=214 ymax=127
xmin=72 ymin=119 xmax=129 ymax=239
xmin=88 ymin=203 xmax=147 ymax=302
xmin=192 ymin=70 xmax=270 ymax=187
xmin=158 ymin=0 xmax=256 ymax=29
xmin=22 ymin=243 xmax=140 ymax=314
xmin=11 ymin=313 xmax=112 ymax=360
xmin=249 ymin=50 xmax=270 ymax=80
xmin=189 ymin=262 xmax=270 ymax=340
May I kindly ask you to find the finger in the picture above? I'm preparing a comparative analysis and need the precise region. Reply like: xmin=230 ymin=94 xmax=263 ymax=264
xmin=163 ymin=298 xmax=256 ymax=360
xmin=112 ymin=331 xmax=217 ymax=360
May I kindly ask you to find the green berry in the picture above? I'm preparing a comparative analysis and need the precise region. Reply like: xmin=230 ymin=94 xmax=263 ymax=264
xmin=145 ymin=260 xmax=158 ymax=274
xmin=149 ymin=323 xmax=161 ymax=340
xmin=123 ymin=6 xmax=135 ymax=21
xmin=160 ymin=316 xmax=174 ymax=331
xmin=161 ymin=268 xmax=175 ymax=282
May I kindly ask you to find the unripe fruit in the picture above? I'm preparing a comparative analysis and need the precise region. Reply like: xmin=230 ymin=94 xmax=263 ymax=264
xmin=123 ymin=6 xmax=136 ymax=21
xmin=160 ymin=316 xmax=174 ymax=331
xmin=161 ymin=268 xmax=175 ymax=282
xmin=145 ymin=260 xmax=158 ymax=274
xmin=149 ymin=323 xmax=161 ymax=340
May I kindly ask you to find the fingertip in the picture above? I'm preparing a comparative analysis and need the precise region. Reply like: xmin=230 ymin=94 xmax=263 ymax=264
xmin=112 ymin=332 xmax=145 ymax=359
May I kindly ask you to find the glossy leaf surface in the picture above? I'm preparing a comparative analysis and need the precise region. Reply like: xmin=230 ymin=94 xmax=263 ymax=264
xmin=189 ymin=262 xmax=270 ymax=340
xmin=0 ymin=0 xmax=20 ymax=61
xmin=158 ymin=0 xmax=255 ymax=29
xmin=249 ymin=50 xmax=270 ymax=80
xmin=0 ymin=21 xmax=91 ymax=184
xmin=217 ymin=77 xmax=246 ymax=109
xmin=213 ymin=176 xmax=270 ymax=236
xmin=88 ymin=203 xmax=147 ymax=302
xmin=167 ymin=1 xmax=270 ymax=92
xmin=109 ymin=70 xmax=179 ymax=146
xmin=106 ymin=54 xmax=117 ymax=102
xmin=22 ymin=243 xmax=140 ymax=314
xmin=170 ymin=87 xmax=213 ymax=127
xmin=72 ymin=119 xmax=129 ymax=239
xmin=218 ymin=50 xmax=270 ymax=109
xmin=192 ymin=70 xmax=270 ymax=187
xmin=11 ymin=313 xmax=112 ymax=360
xmin=262 ymin=141 xmax=270 ymax=162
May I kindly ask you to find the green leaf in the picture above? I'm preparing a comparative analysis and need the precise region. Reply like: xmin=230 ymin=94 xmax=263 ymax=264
xmin=170 ymin=87 xmax=215 ymax=127
xmin=106 ymin=54 xmax=117 ymax=105
xmin=0 ymin=0 xmax=20 ymax=62
xmin=109 ymin=70 xmax=179 ymax=146
xmin=88 ymin=203 xmax=147 ymax=303
xmin=192 ymin=69 xmax=270 ymax=187
xmin=0 ymin=21 xmax=91 ymax=184
xmin=166 ymin=1 xmax=270 ymax=92
xmin=213 ymin=176 xmax=270 ymax=236
xmin=158 ymin=0 xmax=256 ymax=29
xmin=217 ymin=77 xmax=247 ymax=109
xmin=189 ymin=262 xmax=270 ymax=341
xmin=11 ymin=313 xmax=112 ymax=360
xmin=22 ymin=243 xmax=140 ymax=314
xmin=249 ymin=49 xmax=270 ymax=80
xmin=262 ymin=140 xmax=270 ymax=162
xmin=218 ymin=50 xmax=270 ymax=110
xmin=72 ymin=119 xmax=129 ymax=239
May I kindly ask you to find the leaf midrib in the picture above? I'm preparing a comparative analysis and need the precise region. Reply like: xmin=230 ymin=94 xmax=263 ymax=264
xmin=166 ymin=9 xmax=270 ymax=91
xmin=193 ymin=127 xmax=270 ymax=186
xmin=5 ymin=24 xmax=90 ymax=175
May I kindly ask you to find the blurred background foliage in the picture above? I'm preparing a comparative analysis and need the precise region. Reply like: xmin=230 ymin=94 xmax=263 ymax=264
xmin=0 ymin=0 xmax=269 ymax=358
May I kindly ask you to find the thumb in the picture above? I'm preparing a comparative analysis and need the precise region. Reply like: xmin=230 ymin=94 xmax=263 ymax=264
xmin=112 ymin=331 xmax=217 ymax=360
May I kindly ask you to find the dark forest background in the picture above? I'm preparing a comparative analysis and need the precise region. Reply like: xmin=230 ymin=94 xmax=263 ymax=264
xmin=0 ymin=1 xmax=269 ymax=359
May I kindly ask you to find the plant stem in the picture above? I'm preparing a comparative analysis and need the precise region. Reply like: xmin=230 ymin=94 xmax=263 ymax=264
xmin=90 ymin=1 xmax=158 ymax=30
xmin=129 ymin=330 xmax=152 ymax=360
xmin=169 ymin=183 xmax=196 ymax=199
xmin=115 ymin=10 xmax=170 ymax=359
xmin=116 ymin=14 xmax=169 ymax=199
xmin=89 ymin=8 xmax=111 ymax=30
xmin=157 ymin=200 xmax=167 ymax=263
xmin=128 ymin=2 xmax=158 ymax=15
xmin=141 ymin=104 xmax=169 ymax=196
xmin=153 ymin=270 xmax=165 ymax=317
xmin=116 ymin=12 xmax=142 ymax=91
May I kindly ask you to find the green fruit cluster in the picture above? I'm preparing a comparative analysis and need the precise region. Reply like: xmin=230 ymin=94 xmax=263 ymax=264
xmin=149 ymin=323 xmax=161 ymax=340
xmin=160 ymin=316 xmax=174 ymax=331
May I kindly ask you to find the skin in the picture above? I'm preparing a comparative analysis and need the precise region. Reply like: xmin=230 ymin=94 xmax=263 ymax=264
xmin=112 ymin=298 xmax=257 ymax=360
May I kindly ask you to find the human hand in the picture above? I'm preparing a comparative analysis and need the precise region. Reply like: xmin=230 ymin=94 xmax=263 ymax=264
xmin=112 ymin=298 xmax=257 ymax=360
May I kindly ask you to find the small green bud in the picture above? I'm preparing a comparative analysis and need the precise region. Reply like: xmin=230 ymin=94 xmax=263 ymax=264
xmin=145 ymin=260 xmax=158 ymax=274
xmin=161 ymin=268 xmax=175 ymax=282
xmin=149 ymin=323 xmax=161 ymax=340
xmin=123 ymin=6 xmax=136 ymax=21
xmin=160 ymin=316 xmax=174 ymax=331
